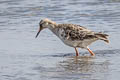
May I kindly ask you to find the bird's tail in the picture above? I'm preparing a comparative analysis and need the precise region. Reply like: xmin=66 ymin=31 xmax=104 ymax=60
xmin=95 ymin=32 xmax=109 ymax=43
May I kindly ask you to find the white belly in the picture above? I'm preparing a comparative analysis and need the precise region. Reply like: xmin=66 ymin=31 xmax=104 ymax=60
xmin=60 ymin=38 xmax=97 ymax=49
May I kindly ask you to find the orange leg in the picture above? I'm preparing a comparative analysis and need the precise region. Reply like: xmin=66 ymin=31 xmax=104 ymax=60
xmin=75 ymin=48 xmax=79 ymax=56
xmin=87 ymin=47 xmax=95 ymax=56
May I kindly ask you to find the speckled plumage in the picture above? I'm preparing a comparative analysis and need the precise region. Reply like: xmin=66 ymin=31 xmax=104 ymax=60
xmin=36 ymin=18 xmax=109 ymax=56
xmin=57 ymin=24 xmax=94 ymax=40
xmin=53 ymin=24 xmax=96 ymax=48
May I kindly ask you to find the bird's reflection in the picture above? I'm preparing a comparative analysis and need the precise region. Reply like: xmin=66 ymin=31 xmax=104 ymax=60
xmin=57 ymin=56 xmax=109 ymax=80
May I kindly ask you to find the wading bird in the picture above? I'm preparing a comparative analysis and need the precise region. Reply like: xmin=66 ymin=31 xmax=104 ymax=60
xmin=36 ymin=18 xmax=109 ymax=56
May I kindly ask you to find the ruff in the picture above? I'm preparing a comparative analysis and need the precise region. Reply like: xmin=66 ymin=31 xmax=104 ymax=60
xmin=36 ymin=18 xmax=109 ymax=56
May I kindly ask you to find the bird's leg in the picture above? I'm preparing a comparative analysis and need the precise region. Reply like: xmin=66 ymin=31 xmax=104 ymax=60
xmin=87 ymin=47 xmax=95 ymax=56
xmin=75 ymin=48 xmax=79 ymax=56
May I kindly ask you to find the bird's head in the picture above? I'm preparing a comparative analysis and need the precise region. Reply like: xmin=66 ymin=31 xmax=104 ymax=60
xmin=35 ymin=18 xmax=56 ymax=38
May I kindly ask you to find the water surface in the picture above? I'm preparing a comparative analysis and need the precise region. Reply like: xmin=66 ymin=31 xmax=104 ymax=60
xmin=0 ymin=0 xmax=120 ymax=80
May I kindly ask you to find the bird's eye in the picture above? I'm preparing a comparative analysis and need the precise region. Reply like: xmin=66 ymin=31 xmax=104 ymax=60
xmin=48 ymin=22 xmax=52 ymax=25
xmin=46 ymin=22 xmax=48 ymax=25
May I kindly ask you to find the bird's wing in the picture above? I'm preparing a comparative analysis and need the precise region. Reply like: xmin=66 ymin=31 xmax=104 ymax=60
xmin=58 ymin=24 xmax=96 ymax=41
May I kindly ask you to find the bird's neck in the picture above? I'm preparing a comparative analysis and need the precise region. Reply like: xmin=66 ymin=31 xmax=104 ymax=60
xmin=48 ymin=23 xmax=59 ymax=36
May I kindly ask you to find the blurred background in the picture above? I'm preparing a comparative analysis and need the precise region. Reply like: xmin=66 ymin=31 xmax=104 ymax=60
xmin=0 ymin=0 xmax=120 ymax=80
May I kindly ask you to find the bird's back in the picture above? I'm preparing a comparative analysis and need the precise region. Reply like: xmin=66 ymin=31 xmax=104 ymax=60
xmin=56 ymin=24 xmax=95 ymax=41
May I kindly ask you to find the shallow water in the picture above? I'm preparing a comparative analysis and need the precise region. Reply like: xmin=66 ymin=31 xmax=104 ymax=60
xmin=0 ymin=0 xmax=120 ymax=80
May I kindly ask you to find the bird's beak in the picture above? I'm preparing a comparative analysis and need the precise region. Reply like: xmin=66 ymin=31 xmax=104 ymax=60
xmin=35 ymin=25 xmax=42 ymax=38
